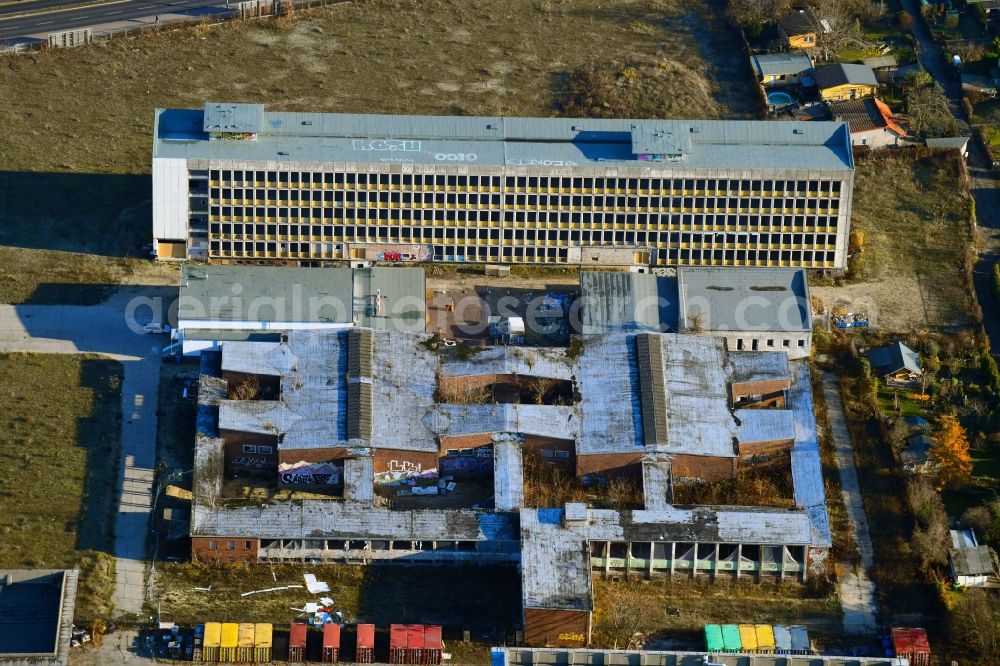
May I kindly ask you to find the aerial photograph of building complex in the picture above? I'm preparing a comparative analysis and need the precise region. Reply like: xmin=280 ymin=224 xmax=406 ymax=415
xmin=1 ymin=0 xmax=1000 ymax=665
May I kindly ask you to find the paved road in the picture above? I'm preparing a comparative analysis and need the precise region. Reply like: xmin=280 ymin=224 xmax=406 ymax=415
xmin=900 ymin=0 xmax=1000 ymax=355
xmin=820 ymin=372 xmax=879 ymax=635
xmin=0 ymin=0 xmax=231 ymax=40
xmin=0 ymin=287 xmax=169 ymax=617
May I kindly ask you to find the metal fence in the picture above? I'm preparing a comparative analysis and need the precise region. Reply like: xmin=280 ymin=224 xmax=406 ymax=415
xmin=0 ymin=0 xmax=349 ymax=55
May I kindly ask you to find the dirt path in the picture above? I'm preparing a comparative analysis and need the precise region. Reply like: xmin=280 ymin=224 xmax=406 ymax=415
xmin=820 ymin=372 xmax=879 ymax=635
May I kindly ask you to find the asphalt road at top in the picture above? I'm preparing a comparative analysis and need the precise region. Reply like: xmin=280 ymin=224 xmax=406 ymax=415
xmin=0 ymin=0 xmax=229 ymax=40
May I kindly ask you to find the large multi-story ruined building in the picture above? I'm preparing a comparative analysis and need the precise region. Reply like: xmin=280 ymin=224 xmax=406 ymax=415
xmin=153 ymin=103 xmax=854 ymax=269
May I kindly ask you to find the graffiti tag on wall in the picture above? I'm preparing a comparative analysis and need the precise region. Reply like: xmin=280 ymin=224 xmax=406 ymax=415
xmin=376 ymin=460 xmax=437 ymax=485
xmin=231 ymin=455 xmax=273 ymax=470
xmin=278 ymin=461 xmax=342 ymax=485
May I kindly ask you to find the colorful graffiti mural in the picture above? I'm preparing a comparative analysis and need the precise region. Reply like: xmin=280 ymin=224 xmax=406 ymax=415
xmin=279 ymin=461 xmax=342 ymax=485
xmin=375 ymin=460 xmax=438 ymax=485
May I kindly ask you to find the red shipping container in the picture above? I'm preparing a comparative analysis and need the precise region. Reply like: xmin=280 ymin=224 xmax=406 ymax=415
xmin=891 ymin=628 xmax=931 ymax=666
xmin=289 ymin=623 xmax=308 ymax=662
xmin=407 ymin=625 xmax=425 ymax=664
xmin=322 ymin=624 xmax=341 ymax=663
xmin=390 ymin=624 xmax=409 ymax=664
xmin=356 ymin=624 xmax=375 ymax=664
xmin=423 ymin=626 xmax=442 ymax=665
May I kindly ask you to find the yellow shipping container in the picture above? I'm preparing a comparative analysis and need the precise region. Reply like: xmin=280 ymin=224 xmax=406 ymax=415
xmin=755 ymin=624 xmax=775 ymax=653
xmin=738 ymin=624 xmax=758 ymax=652
xmin=237 ymin=623 xmax=255 ymax=662
xmin=203 ymin=623 xmax=222 ymax=663
xmin=220 ymin=623 xmax=239 ymax=662
xmin=254 ymin=623 xmax=273 ymax=663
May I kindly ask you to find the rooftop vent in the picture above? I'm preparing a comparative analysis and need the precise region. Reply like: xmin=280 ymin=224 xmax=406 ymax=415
xmin=571 ymin=124 xmax=583 ymax=131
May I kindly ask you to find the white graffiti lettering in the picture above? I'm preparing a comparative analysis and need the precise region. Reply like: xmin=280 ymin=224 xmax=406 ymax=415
xmin=351 ymin=139 xmax=422 ymax=152
xmin=506 ymin=158 xmax=578 ymax=167
xmin=434 ymin=153 xmax=477 ymax=162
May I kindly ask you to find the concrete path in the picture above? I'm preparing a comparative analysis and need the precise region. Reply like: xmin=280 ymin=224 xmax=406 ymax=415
xmin=820 ymin=371 xmax=879 ymax=635
xmin=0 ymin=287 xmax=171 ymax=617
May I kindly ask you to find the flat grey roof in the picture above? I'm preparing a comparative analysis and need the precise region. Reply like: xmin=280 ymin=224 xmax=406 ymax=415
xmin=814 ymin=63 xmax=877 ymax=89
xmin=678 ymin=268 xmax=811 ymax=333
xmin=155 ymin=105 xmax=854 ymax=172
xmin=0 ymin=570 xmax=76 ymax=664
xmin=179 ymin=264 xmax=425 ymax=332
xmin=203 ymin=102 xmax=265 ymax=134
xmin=578 ymin=271 xmax=678 ymax=335
xmin=751 ymin=52 xmax=814 ymax=77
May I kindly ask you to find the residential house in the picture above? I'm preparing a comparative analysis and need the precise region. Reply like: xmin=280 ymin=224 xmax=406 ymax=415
xmin=949 ymin=529 xmax=1000 ymax=588
xmin=828 ymin=97 xmax=906 ymax=150
xmin=966 ymin=0 xmax=1000 ymax=23
xmin=777 ymin=8 xmax=824 ymax=50
xmin=866 ymin=341 xmax=922 ymax=382
xmin=815 ymin=63 xmax=879 ymax=101
xmin=863 ymin=55 xmax=899 ymax=84
xmin=751 ymin=52 xmax=814 ymax=88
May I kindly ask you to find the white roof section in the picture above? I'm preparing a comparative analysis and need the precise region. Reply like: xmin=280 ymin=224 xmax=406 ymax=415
xmin=788 ymin=361 xmax=831 ymax=547
xmin=427 ymin=404 xmax=578 ymax=441
xmin=441 ymin=346 xmax=574 ymax=380
xmin=576 ymin=333 xmax=750 ymax=458
xmin=736 ymin=409 xmax=796 ymax=444
xmin=494 ymin=440 xmax=525 ymax=511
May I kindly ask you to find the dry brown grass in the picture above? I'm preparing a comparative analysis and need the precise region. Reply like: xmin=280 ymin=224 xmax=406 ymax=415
xmin=672 ymin=453 xmax=795 ymax=507
xmin=811 ymin=149 xmax=975 ymax=331
xmin=0 ymin=0 xmax=758 ymax=301
xmin=522 ymin=451 xmax=644 ymax=510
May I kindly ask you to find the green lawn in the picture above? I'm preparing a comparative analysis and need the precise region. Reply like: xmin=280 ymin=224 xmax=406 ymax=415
xmin=0 ymin=353 xmax=124 ymax=623
xmin=876 ymin=385 xmax=928 ymax=418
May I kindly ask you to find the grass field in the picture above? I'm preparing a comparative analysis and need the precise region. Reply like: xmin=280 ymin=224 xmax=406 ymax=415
xmin=154 ymin=562 xmax=521 ymax=630
xmin=811 ymin=149 xmax=976 ymax=332
xmin=0 ymin=0 xmax=758 ymax=303
xmin=0 ymin=353 xmax=124 ymax=623
xmin=591 ymin=577 xmax=841 ymax=650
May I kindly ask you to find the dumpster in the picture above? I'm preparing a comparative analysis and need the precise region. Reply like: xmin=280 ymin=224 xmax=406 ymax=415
xmin=773 ymin=625 xmax=792 ymax=654
xmin=322 ymin=623 xmax=341 ymax=663
xmin=407 ymin=624 xmax=425 ymax=664
xmin=423 ymin=625 xmax=442 ymax=665
xmin=356 ymin=624 xmax=375 ymax=663
xmin=254 ymin=624 xmax=272 ymax=663
xmin=721 ymin=624 xmax=741 ymax=653
xmin=237 ymin=623 xmax=255 ymax=662
xmin=390 ymin=624 xmax=408 ymax=664
xmin=790 ymin=625 xmax=810 ymax=654
xmin=289 ymin=623 xmax=308 ymax=662
xmin=754 ymin=625 xmax=775 ymax=654
xmin=704 ymin=625 xmax=724 ymax=652
xmin=738 ymin=624 xmax=757 ymax=653
xmin=220 ymin=623 xmax=238 ymax=663
xmin=203 ymin=623 xmax=222 ymax=663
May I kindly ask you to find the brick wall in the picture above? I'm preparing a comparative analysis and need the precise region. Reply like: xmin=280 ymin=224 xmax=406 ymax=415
xmin=439 ymin=433 xmax=494 ymax=450
xmin=522 ymin=435 xmax=576 ymax=473
xmin=278 ymin=446 xmax=353 ymax=465
xmin=191 ymin=536 xmax=259 ymax=563
xmin=576 ymin=452 xmax=644 ymax=480
xmin=670 ymin=454 xmax=737 ymax=480
xmin=731 ymin=378 xmax=790 ymax=403
xmin=220 ymin=429 xmax=279 ymax=448
xmin=523 ymin=608 xmax=591 ymax=647
xmin=373 ymin=448 xmax=440 ymax=476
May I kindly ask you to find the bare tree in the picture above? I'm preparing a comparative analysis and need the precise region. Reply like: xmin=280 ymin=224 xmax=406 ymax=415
xmin=907 ymin=79 xmax=959 ymax=138
xmin=728 ymin=0 xmax=793 ymax=25
xmin=806 ymin=1 xmax=873 ymax=62
xmin=948 ymin=589 xmax=1000 ymax=659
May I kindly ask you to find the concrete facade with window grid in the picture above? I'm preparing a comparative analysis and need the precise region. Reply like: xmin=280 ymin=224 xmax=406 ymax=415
xmin=153 ymin=103 xmax=854 ymax=269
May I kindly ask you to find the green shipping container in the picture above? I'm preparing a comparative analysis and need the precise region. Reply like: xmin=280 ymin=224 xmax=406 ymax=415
xmin=721 ymin=624 xmax=742 ymax=653
xmin=704 ymin=625 xmax=724 ymax=652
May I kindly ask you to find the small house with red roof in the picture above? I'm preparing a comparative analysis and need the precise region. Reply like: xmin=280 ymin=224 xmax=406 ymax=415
xmin=827 ymin=97 xmax=906 ymax=151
